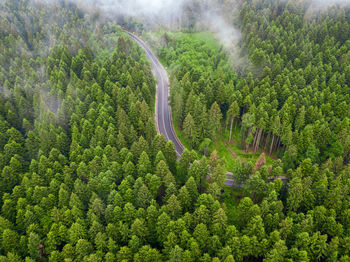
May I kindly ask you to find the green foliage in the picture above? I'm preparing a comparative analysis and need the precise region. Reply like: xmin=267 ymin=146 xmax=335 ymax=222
xmin=161 ymin=1 xmax=350 ymax=170
xmin=160 ymin=32 xmax=237 ymax=150
xmin=0 ymin=0 xmax=349 ymax=261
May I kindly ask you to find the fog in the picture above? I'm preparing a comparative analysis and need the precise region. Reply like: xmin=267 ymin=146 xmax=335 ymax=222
xmin=63 ymin=0 xmax=188 ymax=26
xmin=32 ymin=0 xmax=246 ymax=69
xmin=195 ymin=2 xmax=249 ymax=72
xmin=101 ymin=0 xmax=185 ymax=18
xmin=311 ymin=0 xmax=350 ymax=7
xmin=304 ymin=0 xmax=350 ymax=19
xmin=307 ymin=0 xmax=350 ymax=12
xmin=31 ymin=0 xmax=349 ymax=74
xmin=81 ymin=0 xmax=244 ymax=67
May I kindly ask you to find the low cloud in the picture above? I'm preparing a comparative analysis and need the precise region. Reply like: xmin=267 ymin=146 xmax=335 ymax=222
xmin=311 ymin=0 xmax=350 ymax=7
xmin=302 ymin=0 xmax=350 ymax=20
xmin=59 ymin=0 xmax=187 ymax=26
xmin=197 ymin=4 xmax=250 ymax=74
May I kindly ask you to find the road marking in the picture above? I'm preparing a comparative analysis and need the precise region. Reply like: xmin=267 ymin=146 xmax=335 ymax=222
xmin=125 ymin=31 xmax=287 ymax=186
xmin=130 ymin=34 xmax=172 ymax=143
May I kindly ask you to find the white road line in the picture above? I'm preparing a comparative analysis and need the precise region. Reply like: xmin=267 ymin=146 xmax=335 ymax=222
xmin=126 ymin=31 xmax=183 ymax=157
xmin=134 ymin=36 xmax=172 ymax=142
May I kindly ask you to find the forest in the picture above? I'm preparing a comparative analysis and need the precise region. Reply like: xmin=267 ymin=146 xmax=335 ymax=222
xmin=0 ymin=0 xmax=349 ymax=261
xmin=160 ymin=0 xmax=350 ymax=170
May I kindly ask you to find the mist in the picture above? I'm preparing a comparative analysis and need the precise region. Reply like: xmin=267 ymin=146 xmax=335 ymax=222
xmin=303 ymin=0 xmax=350 ymax=20
xmin=30 ymin=0 xmax=349 ymax=75
xmin=31 ymin=0 xmax=246 ymax=66
xmin=311 ymin=0 xmax=350 ymax=7
xmin=99 ymin=0 xmax=185 ymax=18
xmin=194 ymin=1 xmax=249 ymax=73
xmin=56 ymin=0 xmax=188 ymax=27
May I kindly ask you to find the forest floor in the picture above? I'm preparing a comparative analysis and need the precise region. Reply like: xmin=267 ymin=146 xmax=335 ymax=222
xmin=172 ymin=113 xmax=276 ymax=173
xmin=185 ymin=31 xmax=221 ymax=48
xmin=211 ymin=127 xmax=276 ymax=172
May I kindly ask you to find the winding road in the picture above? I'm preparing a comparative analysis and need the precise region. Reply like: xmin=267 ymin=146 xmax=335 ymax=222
xmin=124 ymin=31 xmax=185 ymax=158
xmin=125 ymin=31 xmax=238 ymax=186
xmin=124 ymin=30 xmax=287 ymax=187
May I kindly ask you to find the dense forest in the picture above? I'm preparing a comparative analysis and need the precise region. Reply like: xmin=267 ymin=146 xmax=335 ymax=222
xmin=160 ymin=0 xmax=350 ymax=170
xmin=158 ymin=32 xmax=237 ymax=150
xmin=0 ymin=0 xmax=350 ymax=261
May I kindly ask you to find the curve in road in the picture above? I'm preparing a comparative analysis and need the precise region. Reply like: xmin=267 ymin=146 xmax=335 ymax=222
xmin=125 ymin=31 xmax=237 ymax=186
xmin=124 ymin=30 xmax=288 ymax=187
xmin=124 ymin=31 xmax=185 ymax=157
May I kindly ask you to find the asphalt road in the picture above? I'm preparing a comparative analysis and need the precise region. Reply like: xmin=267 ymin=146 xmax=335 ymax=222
xmin=125 ymin=31 xmax=287 ymax=187
xmin=125 ymin=31 xmax=185 ymax=157
xmin=125 ymin=31 xmax=237 ymax=186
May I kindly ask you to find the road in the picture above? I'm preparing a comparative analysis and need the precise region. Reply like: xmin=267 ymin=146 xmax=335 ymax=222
xmin=124 ymin=31 xmax=185 ymax=157
xmin=125 ymin=31 xmax=287 ymax=187
xmin=126 ymin=31 xmax=237 ymax=186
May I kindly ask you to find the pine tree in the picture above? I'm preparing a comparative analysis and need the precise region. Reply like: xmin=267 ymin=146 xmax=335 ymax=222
xmin=226 ymin=101 xmax=240 ymax=141
xmin=183 ymin=113 xmax=197 ymax=148
xmin=136 ymin=184 xmax=152 ymax=209
xmin=208 ymin=102 xmax=222 ymax=138
xmin=166 ymin=195 xmax=182 ymax=219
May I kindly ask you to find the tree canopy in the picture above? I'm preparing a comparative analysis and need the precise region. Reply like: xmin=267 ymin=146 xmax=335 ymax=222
xmin=0 ymin=0 xmax=349 ymax=261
